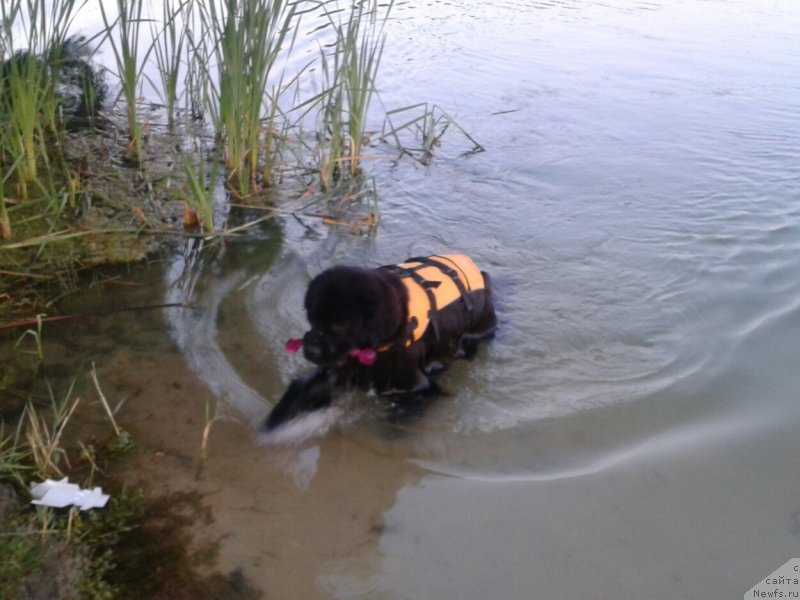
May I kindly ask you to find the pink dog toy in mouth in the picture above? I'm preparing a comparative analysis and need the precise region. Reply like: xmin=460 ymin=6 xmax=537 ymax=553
xmin=285 ymin=338 xmax=304 ymax=353
xmin=284 ymin=338 xmax=377 ymax=366
xmin=348 ymin=348 xmax=377 ymax=366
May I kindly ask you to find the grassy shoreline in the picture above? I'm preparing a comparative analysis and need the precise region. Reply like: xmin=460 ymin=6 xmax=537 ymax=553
xmin=1 ymin=0 xmax=395 ymax=315
xmin=0 ymin=1 xmax=396 ymax=594
xmin=0 ymin=2 xmax=484 ymax=594
xmin=0 ymin=368 xmax=266 ymax=598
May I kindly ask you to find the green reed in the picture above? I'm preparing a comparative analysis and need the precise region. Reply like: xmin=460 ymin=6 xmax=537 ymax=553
xmin=149 ymin=0 xmax=188 ymax=132
xmin=316 ymin=44 xmax=346 ymax=192
xmin=382 ymin=102 xmax=485 ymax=165
xmin=194 ymin=0 xmax=298 ymax=196
xmin=0 ymin=0 xmax=400 ymax=247
xmin=99 ymin=0 xmax=152 ymax=166
xmin=0 ymin=167 xmax=11 ymax=239
xmin=181 ymin=137 xmax=220 ymax=233
xmin=0 ymin=44 xmax=43 ymax=192
xmin=313 ymin=0 xmax=392 ymax=190
xmin=179 ymin=19 xmax=219 ymax=232
xmin=0 ymin=0 xmax=80 ymax=196
xmin=335 ymin=0 xmax=391 ymax=176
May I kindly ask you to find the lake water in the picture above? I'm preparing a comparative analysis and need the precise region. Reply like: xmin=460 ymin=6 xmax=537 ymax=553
xmin=29 ymin=0 xmax=800 ymax=597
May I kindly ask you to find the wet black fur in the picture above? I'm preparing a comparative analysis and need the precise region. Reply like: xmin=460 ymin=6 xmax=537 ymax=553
xmin=264 ymin=259 xmax=497 ymax=431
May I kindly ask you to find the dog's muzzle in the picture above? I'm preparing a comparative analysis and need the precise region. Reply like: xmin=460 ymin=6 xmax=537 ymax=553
xmin=286 ymin=338 xmax=378 ymax=367
xmin=301 ymin=330 xmax=328 ymax=364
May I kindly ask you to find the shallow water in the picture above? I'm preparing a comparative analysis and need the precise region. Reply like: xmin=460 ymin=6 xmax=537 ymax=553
xmin=20 ymin=0 xmax=800 ymax=597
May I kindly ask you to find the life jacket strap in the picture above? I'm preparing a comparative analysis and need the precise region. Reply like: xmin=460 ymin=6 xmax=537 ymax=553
xmin=381 ymin=264 xmax=442 ymax=341
xmin=408 ymin=255 xmax=475 ymax=311
xmin=379 ymin=254 xmax=485 ymax=349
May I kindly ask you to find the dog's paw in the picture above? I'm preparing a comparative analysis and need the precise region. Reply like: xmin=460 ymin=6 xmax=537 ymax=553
xmin=264 ymin=370 xmax=335 ymax=432
xmin=423 ymin=361 xmax=446 ymax=376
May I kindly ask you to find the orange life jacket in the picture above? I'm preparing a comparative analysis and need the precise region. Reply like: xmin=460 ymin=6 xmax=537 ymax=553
xmin=381 ymin=254 xmax=487 ymax=345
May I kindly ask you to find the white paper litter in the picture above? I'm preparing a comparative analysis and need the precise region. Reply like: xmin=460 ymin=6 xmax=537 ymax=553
xmin=30 ymin=477 xmax=110 ymax=511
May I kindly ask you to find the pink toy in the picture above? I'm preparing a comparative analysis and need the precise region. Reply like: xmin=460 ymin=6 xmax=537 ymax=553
xmin=285 ymin=338 xmax=377 ymax=366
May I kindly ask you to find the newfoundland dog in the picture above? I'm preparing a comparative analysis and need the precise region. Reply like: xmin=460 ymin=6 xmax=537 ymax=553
xmin=263 ymin=254 xmax=497 ymax=431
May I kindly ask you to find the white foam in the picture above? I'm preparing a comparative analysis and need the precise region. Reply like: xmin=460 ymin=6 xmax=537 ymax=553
xmin=256 ymin=406 xmax=346 ymax=446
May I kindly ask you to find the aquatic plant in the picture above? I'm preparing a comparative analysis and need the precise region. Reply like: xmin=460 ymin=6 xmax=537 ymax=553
xmin=333 ymin=0 xmax=391 ymax=176
xmin=194 ymin=0 xmax=298 ymax=196
xmin=0 ymin=0 xmax=398 ymax=238
xmin=99 ymin=0 xmax=152 ymax=166
xmin=382 ymin=102 xmax=485 ymax=165
xmin=0 ymin=161 xmax=17 ymax=239
xmin=315 ymin=45 xmax=347 ymax=192
xmin=0 ymin=0 xmax=424 ymax=284
xmin=0 ymin=46 xmax=47 ymax=193
xmin=0 ymin=0 xmax=83 ymax=195
xmin=149 ymin=0 xmax=188 ymax=132
xmin=181 ymin=136 xmax=221 ymax=233
xmin=312 ymin=0 xmax=392 ymax=190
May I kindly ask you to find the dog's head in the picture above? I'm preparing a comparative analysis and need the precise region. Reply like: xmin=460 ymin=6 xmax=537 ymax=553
xmin=300 ymin=266 xmax=405 ymax=367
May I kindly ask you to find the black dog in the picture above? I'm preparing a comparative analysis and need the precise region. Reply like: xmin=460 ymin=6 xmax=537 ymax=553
xmin=264 ymin=254 xmax=497 ymax=431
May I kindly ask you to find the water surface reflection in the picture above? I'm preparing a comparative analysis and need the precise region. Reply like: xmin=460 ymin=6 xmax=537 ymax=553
xmin=71 ymin=0 xmax=800 ymax=597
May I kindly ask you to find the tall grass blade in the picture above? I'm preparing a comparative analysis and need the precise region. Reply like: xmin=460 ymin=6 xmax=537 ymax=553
xmin=381 ymin=102 xmax=484 ymax=164
xmin=316 ymin=0 xmax=393 ymax=188
xmin=24 ymin=383 xmax=80 ymax=478
xmin=149 ymin=0 xmax=189 ymax=132
xmin=98 ymin=0 xmax=153 ymax=166
xmin=195 ymin=0 xmax=298 ymax=196
xmin=0 ymin=0 xmax=88 ymax=199
xmin=181 ymin=140 xmax=220 ymax=233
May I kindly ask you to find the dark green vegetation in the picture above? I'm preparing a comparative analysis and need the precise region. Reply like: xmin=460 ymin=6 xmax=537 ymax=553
xmin=0 ymin=0 xmax=479 ymax=321
xmin=0 ymin=0 xmax=398 ymax=319
xmin=0 ymin=381 xmax=260 ymax=599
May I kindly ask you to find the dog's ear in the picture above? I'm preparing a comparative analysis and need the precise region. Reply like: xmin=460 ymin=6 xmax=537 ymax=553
xmin=365 ymin=270 xmax=408 ymax=343
xmin=303 ymin=272 xmax=331 ymax=321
